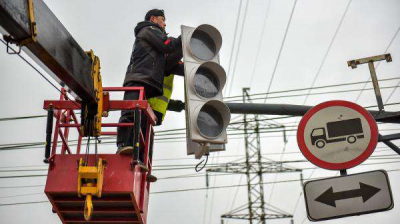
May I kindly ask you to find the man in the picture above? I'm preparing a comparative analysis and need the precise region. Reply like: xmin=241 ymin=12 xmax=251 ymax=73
xmin=117 ymin=9 xmax=182 ymax=165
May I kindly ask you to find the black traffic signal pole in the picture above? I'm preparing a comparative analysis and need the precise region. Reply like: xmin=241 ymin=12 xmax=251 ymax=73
xmin=225 ymin=102 xmax=400 ymax=155
xmin=225 ymin=103 xmax=400 ymax=124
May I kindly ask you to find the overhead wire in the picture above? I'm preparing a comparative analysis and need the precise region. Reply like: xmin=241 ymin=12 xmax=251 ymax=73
xmin=0 ymin=114 xmax=47 ymax=122
xmin=223 ymin=136 xmax=244 ymax=222
xmin=225 ymin=175 xmax=244 ymax=224
xmin=155 ymin=167 xmax=400 ymax=194
xmin=1 ymin=156 xmax=398 ymax=177
xmin=224 ymin=77 xmax=400 ymax=101
xmin=1 ymin=77 xmax=398 ymax=124
xmin=225 ymin=85 xmax=400 ymax=102
xmin=302 ymin=0 xmax=352 ymax=105
xmin=0 ymin=146 xmax=393 ymax=171
xmin=223 ymin=0 xmax=244 ymax=97
xmin=1 ymin=123 xmax=397 ymax=149
xmin=3 ymin=98 xmax=397 ymax=148
xmin=262 ymin=0 xmax=298 ymax=103
xmin=2 ymin=167 xmax=400 ymax=204
xmin=248 ymin=0 xmax=272 ymax=88
xmin=0 ymin=39 xmax=61 ymax=94
xmin=206 ymin=152 xmax=220 ymax=224
xmin=0 ymin=201 xmax=49 ymax=207
xmin=226 ymin=0 xmax=250 ymax=96
xmin=0 ymin=38 xmax=82 ymax=110
xmin=385 ymin=80 xmax=400 ymax=104
xmin=0 ymin=184 xmax=45 ymax=189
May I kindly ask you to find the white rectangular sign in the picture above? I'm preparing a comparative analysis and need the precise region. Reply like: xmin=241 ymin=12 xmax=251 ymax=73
xmin=303 ymin=170 xmax=393 ymax=221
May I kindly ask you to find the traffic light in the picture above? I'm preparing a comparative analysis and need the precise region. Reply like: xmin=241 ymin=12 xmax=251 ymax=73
xmin=181 ymin=24 xmax=230 ymax=157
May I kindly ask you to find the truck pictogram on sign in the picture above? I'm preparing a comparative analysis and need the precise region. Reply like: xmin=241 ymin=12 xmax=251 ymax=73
xmin=311 ymin=118 xmax=365 ymax=148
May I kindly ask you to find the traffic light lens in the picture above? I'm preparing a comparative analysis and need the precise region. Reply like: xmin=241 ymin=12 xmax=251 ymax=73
xmin=190 ymin=30 xmax=217 ymax=61
xmin=194 ymin=67 xmax=219 ymax=98
xmin=197 ymin=104 xmax=224 ymax=138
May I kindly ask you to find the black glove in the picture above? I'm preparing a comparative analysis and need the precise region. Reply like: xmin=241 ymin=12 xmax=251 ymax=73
xmin=167 ymin=99 xmax=185 ymax=112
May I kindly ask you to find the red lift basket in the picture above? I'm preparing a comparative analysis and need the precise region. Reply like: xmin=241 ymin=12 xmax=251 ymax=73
xmin=43 ymin=87 xmax=156 ymax=224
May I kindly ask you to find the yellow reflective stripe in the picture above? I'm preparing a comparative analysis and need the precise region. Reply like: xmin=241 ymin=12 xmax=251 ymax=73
xmin=157 ymin=95 xmax=169 ymax=103
xmin=163 ymin=83 xmax=172 ymax=91
xmin=163 ymin=88 xmax=172 ymax=98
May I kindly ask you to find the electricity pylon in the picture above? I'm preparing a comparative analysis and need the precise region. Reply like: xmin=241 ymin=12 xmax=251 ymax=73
xmin=207 ymin=88 xmax=302 ymax=224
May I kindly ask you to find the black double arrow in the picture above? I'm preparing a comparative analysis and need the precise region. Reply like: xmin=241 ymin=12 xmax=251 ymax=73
xmin=315 ymin=182 xmax=381 ymax=207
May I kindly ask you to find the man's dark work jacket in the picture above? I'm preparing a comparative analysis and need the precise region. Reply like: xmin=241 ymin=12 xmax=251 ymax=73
xmin=124 ymin=21 xmax=182 ymax=98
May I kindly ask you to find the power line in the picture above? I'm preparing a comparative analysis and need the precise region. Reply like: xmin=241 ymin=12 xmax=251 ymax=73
xmin=0 ymin=147 xmax=393 ymax=171
xmin=227 ymin=0 xmax=250 ymax=96
xmin=302 ymin=0 xmax=352 ymax=105
xmin=0 ymin=100 xmax=398 ymax=149
xmin=1 ymin=78 xmax=398 ymax=124
xmin=224 ymin=0 xmax=244 ymax=97
xmin=0 ymin=201 xmax=49 ymax=207
xmin=153 ymin=167 xmax=400 ymax=194
xmin=0 ymin=185 xmax=45 ymax=189
xmin=248 ymin=0 xmax=272 ymax=87
xmin=0 ymin=155 xmax=397 ymax=175
xmin=0 ymin=174 xmax=47 ymax=179
xmin=0 ymin=38 xmax=82 ymax=109
xmin=0 ymin=39 xmax=61 ymax=94
xmin=224 ymin=77 xmax=400 ymax=100
xmin=263 ymin=0 xmax=298 ymax=103
xmin=1 ymin=157 xmax=398 ymax=177
xmin=385 ymin=79 xmax=400 ymax=104
xmin=0 ymin=192 xmax=44 ymax=199
xmin=4 ymin=122 xmax=396 ymax=147
xmin=225 ymin=175 xmax=244 ymax=224
xmin=0 ymin=114 xmax=47 ymax=122
xmin=225 ymin=85 xmax=400 ymax=102
xmin=1 ymin=167 xmax=399 ymax=202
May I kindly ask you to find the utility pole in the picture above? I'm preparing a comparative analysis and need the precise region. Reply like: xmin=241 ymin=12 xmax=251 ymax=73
xmin=207 ymin=88 xmax=302 ymax=224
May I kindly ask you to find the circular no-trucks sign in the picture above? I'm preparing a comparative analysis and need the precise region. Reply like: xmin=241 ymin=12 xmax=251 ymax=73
xmin=297 ymin=100 xmax=378 ymax=170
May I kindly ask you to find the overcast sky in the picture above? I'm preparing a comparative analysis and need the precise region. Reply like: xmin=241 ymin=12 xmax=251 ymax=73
xmin=0 ymin=0 xmax=399 ymax=224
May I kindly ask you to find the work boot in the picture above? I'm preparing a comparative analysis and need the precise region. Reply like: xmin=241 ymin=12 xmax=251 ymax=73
xmin=146 ymin=174 xmax=157 ymax=183
xmin=132 ymin=160 xmax=149 ymax=172
xmin=117 ymin=146 xmax=133 ymax=155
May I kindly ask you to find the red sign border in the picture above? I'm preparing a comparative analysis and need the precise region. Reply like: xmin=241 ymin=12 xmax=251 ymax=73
xmin=297 ymin=100 xmax=378 ymax=170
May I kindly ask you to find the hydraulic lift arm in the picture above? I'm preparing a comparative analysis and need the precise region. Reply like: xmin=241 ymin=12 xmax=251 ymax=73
xmin=0 ymin=0 xmax=95 ymax=102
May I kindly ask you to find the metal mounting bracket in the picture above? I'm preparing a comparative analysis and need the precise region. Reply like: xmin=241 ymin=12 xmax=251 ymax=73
xmin=3 ymin=0 xmax=37 ymax=54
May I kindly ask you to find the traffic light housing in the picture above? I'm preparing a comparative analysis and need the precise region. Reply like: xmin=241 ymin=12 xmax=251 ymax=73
xmin=181 ymin=24 xmax=230 ymax=156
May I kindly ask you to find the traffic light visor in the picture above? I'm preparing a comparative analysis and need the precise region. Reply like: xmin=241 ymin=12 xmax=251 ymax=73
xmin=191 ymin=61 xmax=226 ymax=99
xmin=196 ymin=100 xmax=230 ymax=139
xmin=189 ymin=24 xmax=222 ymax=61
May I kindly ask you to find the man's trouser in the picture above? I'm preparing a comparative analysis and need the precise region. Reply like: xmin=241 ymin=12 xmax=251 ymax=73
xmin=117 ymin=82 xmax=156 ymax=162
